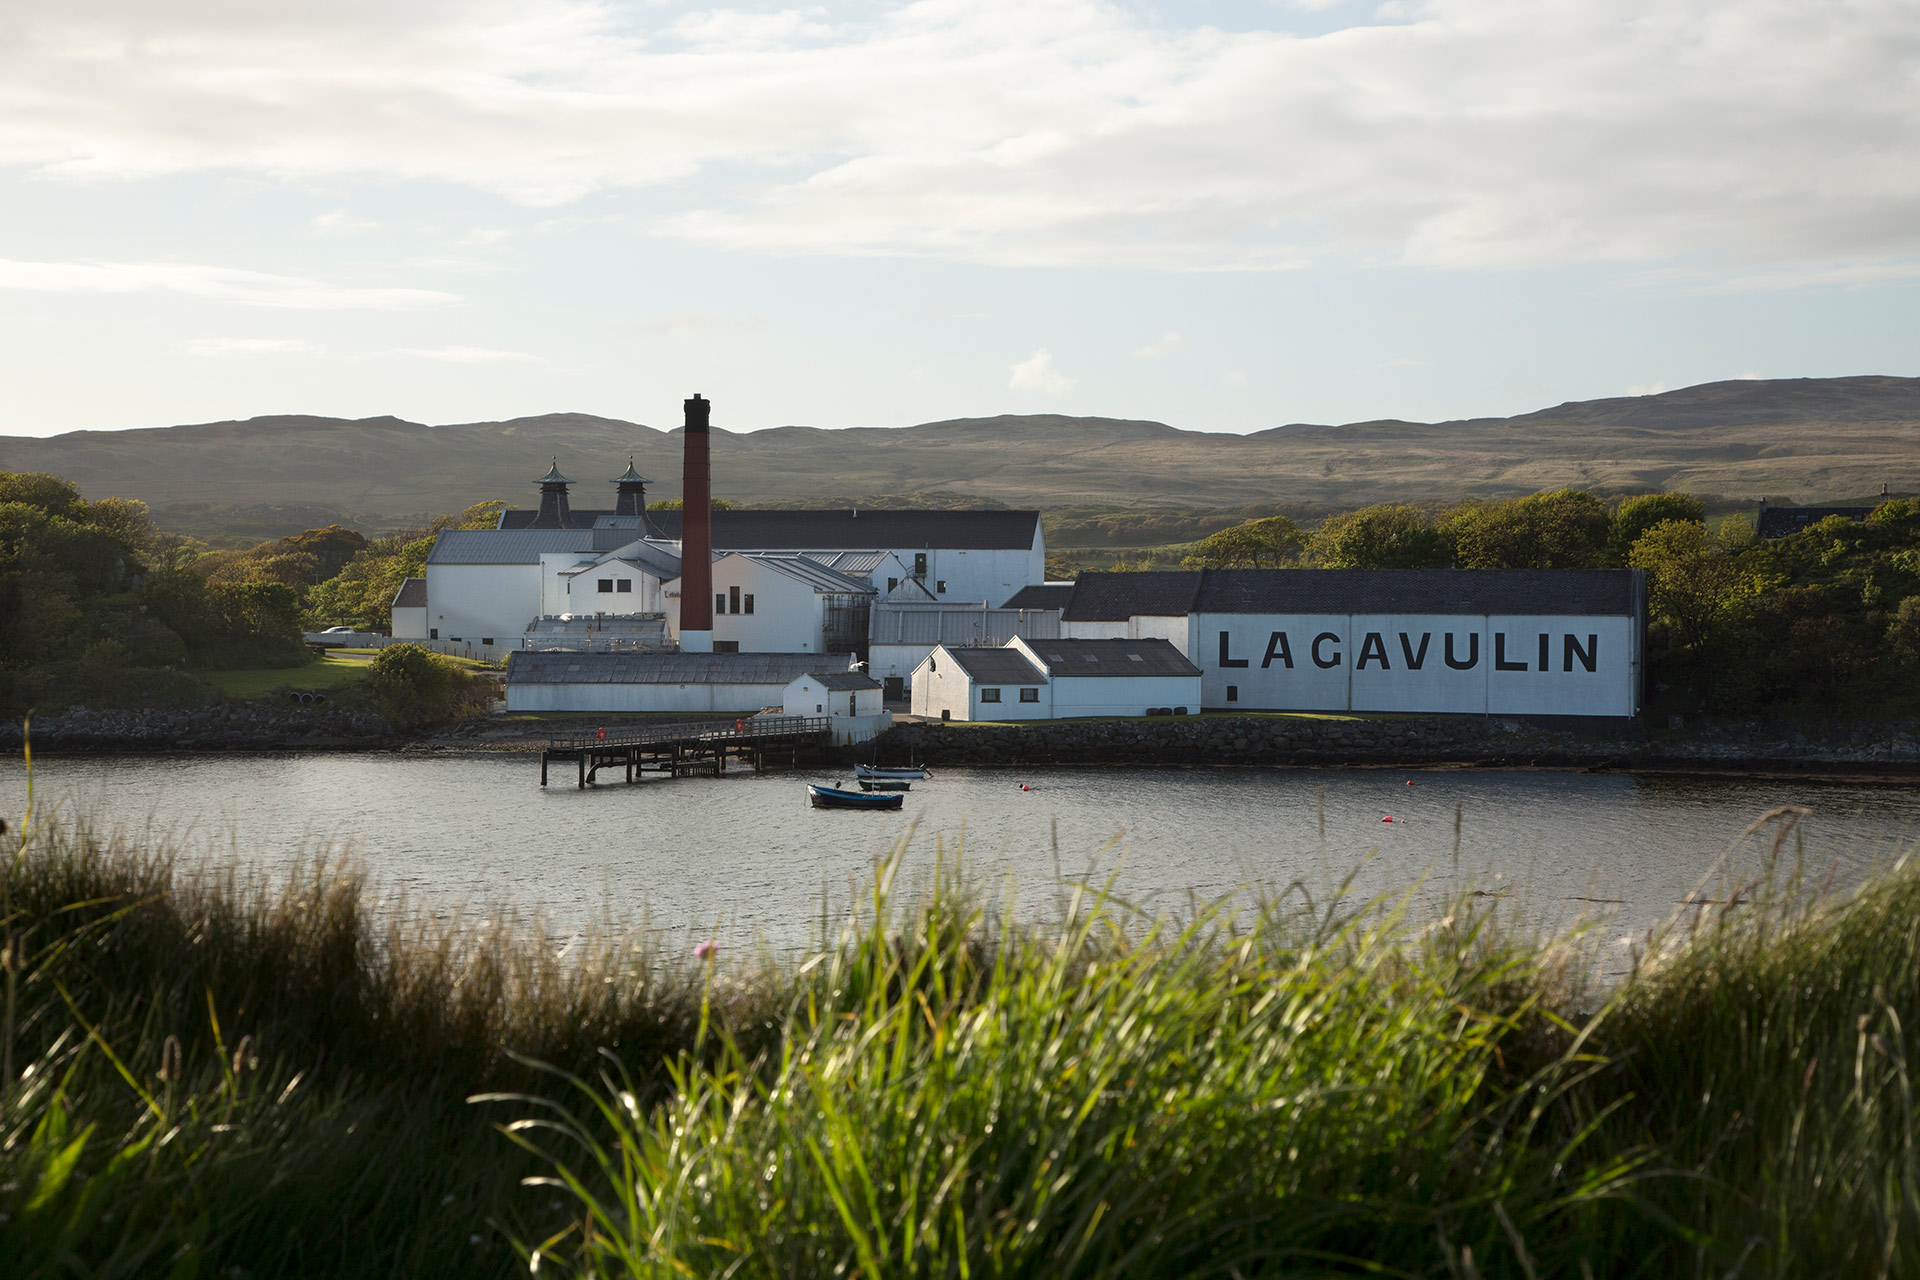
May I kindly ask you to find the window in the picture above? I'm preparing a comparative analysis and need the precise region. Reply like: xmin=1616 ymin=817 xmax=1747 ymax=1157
xmin=598 ymin=579 xmax=613 ymax=592
xmin=729 ymin=585 xmax=741 ymax=615
xmin=888 ymin=577 xmax=898 ymax=592
xmin=1128 ymin=653 xmax=1144 ymax=662
xmin=482 ymin=638 xmax=493 ymax=647
xmin=743 ymin=593 xmax=754 ymax=615
xmin=1226 ymin=685 xmax=1239 ymax=702
xmin=715 ymin=592 xmax=727 ymax=614
xmin=1019 ymin=688 xmax=1039 ymax=703
xmin=936 ymin=580 xmax=946 ymax=594
xmin=980 ymin=688 xmax=1001 ymax=703
xmin=616 ymin=579 xmax=631 ymax=593
xmin=914 ymin=553 xmax=927 ymax=575
xmin=714 ymin=640 xmax=740 ymax=653
xmin=429 ymin=628 xmax=438 ymax=640
xmin=928 ymin=657 xmax=937 ymax=672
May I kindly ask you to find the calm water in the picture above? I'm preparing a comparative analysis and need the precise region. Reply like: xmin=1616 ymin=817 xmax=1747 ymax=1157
xmin=5 ymin=755 xmax=1919 ymax=968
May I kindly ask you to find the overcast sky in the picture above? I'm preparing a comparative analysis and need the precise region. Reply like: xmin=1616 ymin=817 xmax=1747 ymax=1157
xmin=3 ymin=0 xmax=1917 ymax=437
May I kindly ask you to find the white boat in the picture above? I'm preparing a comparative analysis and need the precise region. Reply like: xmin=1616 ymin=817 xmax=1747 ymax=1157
xmin=855 ymin=762 xmax=931 ymax=781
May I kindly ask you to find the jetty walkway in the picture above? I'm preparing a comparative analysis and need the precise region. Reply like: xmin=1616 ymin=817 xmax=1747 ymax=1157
xmin=539 ymin=715 xmax=833 ymax=788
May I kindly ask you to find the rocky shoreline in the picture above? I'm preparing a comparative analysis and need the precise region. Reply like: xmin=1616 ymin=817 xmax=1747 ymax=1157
xmin=6 ymin=704 xmax=1919 ymax=777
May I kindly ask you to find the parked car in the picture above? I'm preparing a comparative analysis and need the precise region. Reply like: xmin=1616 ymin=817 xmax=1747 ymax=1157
xmin=320 ymin=626 xmax=358 ymax=634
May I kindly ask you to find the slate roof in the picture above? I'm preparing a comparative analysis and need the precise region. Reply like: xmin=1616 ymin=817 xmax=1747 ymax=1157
xmin=1756 ymin=505 xmax=1875 ymax=539
xmin=506 ymin=508 xmax=1043 ymax=549
xmin=391 ymin=577 xmax=427 ymax=609
xmin=1023 ymin=638 xmax=1202 ymax=678
xmin=427 ymin=529 xmax=595 ymax=564
xmin=501 ymin=507 xmax=617 ymax=531
xmin=938 ymin=646 xmax=1048 ymax=685
xmin=1060 ymin=572 xmax=1204 ymax=621
xmin=506 ymin=651 xmax=851 ymax=685
xmin=740 ymin=553 xmax=877 ymax=594
xmin=1190 ymin=569 xmax=1640 ymax=616
xmin=810 ymin=671 xmax=884 ymax=691
xmin=1000 ymin=583 xmax=1075 ymax=610
xmin=561 ymin=539 xmax=683 ymax=579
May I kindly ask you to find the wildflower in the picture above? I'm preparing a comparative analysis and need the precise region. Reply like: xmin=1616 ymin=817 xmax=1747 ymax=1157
xmin=695 ymin=940 xmax=717 ymax=960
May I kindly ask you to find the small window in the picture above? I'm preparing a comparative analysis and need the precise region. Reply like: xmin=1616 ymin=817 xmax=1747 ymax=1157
xmin=936 ymin=580 xmax=946 ymax=594
xmin=1128 ymin=653 xmax=1143 ymax=662
xmin=816 ymin=703 xmax=823 ymax=713
xmin=914 ymin=553 xmax=927 ymax=575
xmin=598 ymin=579 xmax=613 ymax=593
xmin=743 ymin=593 xmax=754 ymax=615
xmin=888 ymin=577 xmax=898 ymax=592
xmin=616 ymin=579 xmax=631 ymax=593
xmin=929 ymin=657 xmax=937 ymax=672
xmin=429 ymin=628 xmax=438 ymax=640
xmin=1019 ymin=687 xmax=1039 ymax=703
xmin=979 ymin=688 xmax=1001 ymax=703
xmin=1226 ymin=685 xmax=1238 ymax=702
xmin=714 ymin=640 xmax=740 ymax=653
xmin=482 ymin=637 xmax=493 ymax=647
xmin=729 ymin=585 xmax=741 ymax=615
xmin=715 ymin=593 xmax=727 ymax=614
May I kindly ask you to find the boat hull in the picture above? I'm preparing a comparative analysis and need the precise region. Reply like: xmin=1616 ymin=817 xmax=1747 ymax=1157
xmin=854 ymin=763 xmax=930 ymax=780
xmin=856 ymin=778 xmax=912 ymax=792
xmin=808 ymin=784 xmax=905 ymax=810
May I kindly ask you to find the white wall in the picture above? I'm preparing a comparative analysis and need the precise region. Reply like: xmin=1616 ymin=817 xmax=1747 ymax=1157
xmin=424 ymin=562 xmax=542 ymax=648
xmin=784 ymin=676 xmax=884 ymax=718
xmin=664 ymin=557 xmax=826 ymax=652
xmin=390 ymin=606 xmax=428 ymax=640
xmin=1049 ymin=674 xmax=1201 ymax=718
xmin=880 ymin=544 xmax=1039 ymax=607
xmin=910 ymin=647 xmax=1024 ymax=721
xmin=542 ymin=553 xmax=667 ymax=617
xmin=1062 ymin=620 xmax=1130 ymax=640
xmin=505 ymin=680 xmax=795 ymax=713
xmin=1194 ymin=613 xmax=1639 ymax=716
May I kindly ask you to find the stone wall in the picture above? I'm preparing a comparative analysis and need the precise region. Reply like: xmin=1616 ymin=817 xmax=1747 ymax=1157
xmin=867 ymin=715 xmax=1920 ymax=773
xmin=1 ymin=703 xmax=393 ymax=752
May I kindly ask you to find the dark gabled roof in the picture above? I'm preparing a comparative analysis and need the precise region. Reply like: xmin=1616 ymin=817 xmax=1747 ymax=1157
xmin=1060 ymin=572 xmax=1202 ymax=621
xmin=1756 ymin=505 xmax=1875 ymax=538
xmin=604 ymin=509 xmax=1042 ymax=549
xmin=811 ymin=671 xmax=884 ymax=691
xmin=1191 ymin=569 xmax=1639 ymax=616
xmin=501 ymin=507 xmax=615 ymax=530
xmin=1022 ymin=638 xmax=1201 ymax=678
xmin=391 ymin=577 xmax=427 ymax=608
xmin=506 ymin=651 xmax=850 ymax=685
xmin=1000 ymin=583 xmax=1074 ymax=610
xmin=427 ymin=529 xmax=595 ymax=564
xmin=939 ymin=646 xmax=1047 ymax=685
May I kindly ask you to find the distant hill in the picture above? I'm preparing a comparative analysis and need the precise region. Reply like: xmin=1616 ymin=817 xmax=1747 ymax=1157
xmin=1 ymin=376 xmax=1914 ymax=540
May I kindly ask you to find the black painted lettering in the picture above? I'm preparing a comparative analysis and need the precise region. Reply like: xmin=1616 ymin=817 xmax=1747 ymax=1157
xmin=1494 ymin=633 xmax=1528 ymax=671
xmin=1538 ymin=633 xmax=1551 ymax=673
xmin=1564 ymin=633 xmax=1598 ymax=673
xmin=1399 ymin=632 xmax=1431 ymax=670
xmin=1444 ymin=632 xmax=1479 ymax=670
xmin=1260 ymin=631 xmax=1293 ymax=669
xmin=1312 ymin=632 xmax=1342 ymax=669
xmin=1356 ymin=632 xmax=1390 ymax=670
xmin=1218 ymin=630 xmax=1248 ymax=669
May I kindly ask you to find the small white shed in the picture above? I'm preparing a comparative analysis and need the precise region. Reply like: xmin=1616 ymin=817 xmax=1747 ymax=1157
xmin=390 ymin=578 xmax=429 ymax=640
xmin=784 ymin=670 xmax=885 ymax=719
xmin=911 ymin=637 xmax=1202 ymax=721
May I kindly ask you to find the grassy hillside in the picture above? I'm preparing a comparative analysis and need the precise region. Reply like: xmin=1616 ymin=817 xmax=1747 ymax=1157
xmin=1 ymin=376 xmax=1915 ymax=539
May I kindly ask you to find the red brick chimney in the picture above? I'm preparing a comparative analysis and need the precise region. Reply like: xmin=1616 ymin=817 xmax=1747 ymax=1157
xmin=679 ymin=394 xmax=714 ymax=652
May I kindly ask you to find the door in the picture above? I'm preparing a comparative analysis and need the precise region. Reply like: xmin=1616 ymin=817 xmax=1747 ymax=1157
xmin=883 ymin=676 xmax=905 ymax=701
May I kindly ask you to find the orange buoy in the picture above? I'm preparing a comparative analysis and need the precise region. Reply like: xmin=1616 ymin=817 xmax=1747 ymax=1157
xmin=1382 ymin=815 xmax=1394 ymax=823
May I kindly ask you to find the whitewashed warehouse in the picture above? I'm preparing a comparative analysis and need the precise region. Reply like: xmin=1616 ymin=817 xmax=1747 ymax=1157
xmin=911 ymin=637 xmax=1202 ymax=721
xmin=505 ymin=651 xmax=856 ymax=713
xmin=1057 ymin=569 xmax=1645 ymax=717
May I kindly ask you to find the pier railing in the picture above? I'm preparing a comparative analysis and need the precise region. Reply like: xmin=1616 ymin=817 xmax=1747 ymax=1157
xmin=546 ymin=716 xmax=831 ymax=751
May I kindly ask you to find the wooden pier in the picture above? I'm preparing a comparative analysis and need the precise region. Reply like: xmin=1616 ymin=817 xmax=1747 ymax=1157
xmin=539 ymin=716 xmax=834 ymax=788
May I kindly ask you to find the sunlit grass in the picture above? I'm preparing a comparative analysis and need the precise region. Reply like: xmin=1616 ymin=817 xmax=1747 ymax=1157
xmin=195 ymin=654 xmax=372 ymax=699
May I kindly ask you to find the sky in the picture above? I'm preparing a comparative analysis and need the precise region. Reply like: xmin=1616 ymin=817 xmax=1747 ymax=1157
xmin=3 ymin=0 xmax=1918 ymax=438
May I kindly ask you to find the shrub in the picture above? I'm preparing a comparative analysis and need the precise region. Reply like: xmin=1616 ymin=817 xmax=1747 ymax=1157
xmin=366 ymin=644 xmax=491 ymax=728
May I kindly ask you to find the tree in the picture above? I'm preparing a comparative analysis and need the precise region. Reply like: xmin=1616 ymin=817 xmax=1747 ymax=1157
xmin=1309 ymin=504 xmax=1451 ymax=569
xmin=1629 ymin=519 xmax=1743 ymax=655
xmin=1610 ymin=492 xmax=1704 ymax=559
xmin=1447 ymin=489 xmax=1612 ymax=570
xmin=1182 ymin=515 xmax=1305 ymax=569
xmin=647 ymin=497 xmax=736 ymax=511
xmin=0 ymin=472 xmax=84 ymax=519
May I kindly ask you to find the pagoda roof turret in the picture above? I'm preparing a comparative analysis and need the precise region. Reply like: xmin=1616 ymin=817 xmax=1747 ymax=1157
xmin=536 ymin=459 xmax=573 ymax=486
xmin=614 ymin=458 xmax=649 ymax=485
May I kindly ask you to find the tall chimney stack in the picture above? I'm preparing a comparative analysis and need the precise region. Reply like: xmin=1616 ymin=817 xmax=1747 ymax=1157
xmin=678 ymin=394 xmax=714 ymax=653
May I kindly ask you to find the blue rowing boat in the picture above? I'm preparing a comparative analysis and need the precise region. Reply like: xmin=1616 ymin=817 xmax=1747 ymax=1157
xmin=808 ymin=784 xmax=905 ymax=810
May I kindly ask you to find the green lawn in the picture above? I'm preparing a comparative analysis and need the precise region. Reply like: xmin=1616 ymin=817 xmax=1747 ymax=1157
xmin=197 ymin=654 xmax=372 ymax=699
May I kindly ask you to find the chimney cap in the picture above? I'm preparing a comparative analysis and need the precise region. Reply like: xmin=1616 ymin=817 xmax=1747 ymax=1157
xmin=536 ymin=458 xmax=574 ymax=486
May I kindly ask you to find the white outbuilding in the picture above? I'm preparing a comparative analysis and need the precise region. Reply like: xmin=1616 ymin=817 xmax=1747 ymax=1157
xmin=505 ymin=650 xmax=855 ymax=713
xmin=390 ymin=578 xmax=428 ymax=640
xmin=910 ymin=637 xmax=1202 ymax=721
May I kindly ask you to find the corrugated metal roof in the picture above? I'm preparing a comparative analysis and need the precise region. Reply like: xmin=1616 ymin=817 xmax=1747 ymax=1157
xmin=391 ymin=577 xmax=427 ymax=608
xmin=507 ymin=651 xmax=852 ymax=685
xmin=1025 ymin=638 xmax=1201 ymax=678
xmin=941 ymin=646 xmax=1047 ymax=684
xmin=1191 ymin=569 xmax=1640 ymax=616
xmin=427 ymin=529 xmax=595 ymax=565
xmin=740 ymin=553 xmax=877 ymax=594
xmin=560 ymin=539 xmax=683 ymax=579
xmin=1000 ymin=584 xmax=1074 ymax=610
xmin=871 ymin=604 xmax=1061 ymax=646
xmin=799 ymin=550 xmax=888 ymax=575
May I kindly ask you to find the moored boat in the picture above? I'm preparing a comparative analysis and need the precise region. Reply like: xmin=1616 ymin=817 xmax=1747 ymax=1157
xmin=855 ymin=763 xmax=931 ymax=781
xmin=856 ymin=777 xmax=912 ymax=792
xmin=808 ymin=784 xmax=905 ymax=810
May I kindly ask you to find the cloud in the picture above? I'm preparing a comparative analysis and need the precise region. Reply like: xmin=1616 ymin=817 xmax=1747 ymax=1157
xmin=1134 ymin=331 xmax=1185 ymax=359
xmin=3 ymin=0 xmax=1919 ymax=273
xmin=1626 ymin=380 xmax=1672 ymax=396
xmin=1009 ymin=348 xmax=1075 ymax=394
xmin=0 ymin=258 xmax=456 ymax=309
xmin=186 ymin=337 xmax=325 ymax=356
xmin=312 ymin=211 xmax=378 ymax=235
xmin=395 ymin=345 xmax=546 ymax=363
xmin=626 ymin=310 xmax=768 ymax=337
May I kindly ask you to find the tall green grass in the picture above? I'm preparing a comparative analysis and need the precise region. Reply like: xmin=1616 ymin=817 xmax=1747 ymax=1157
xmin=5 ymin=774 xmax=1920 ymax=1277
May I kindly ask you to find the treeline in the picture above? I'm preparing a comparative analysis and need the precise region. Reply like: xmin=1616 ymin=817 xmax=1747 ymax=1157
xmin=1178 ymin=490 xmax=1920 ymax=717
xmin=0 ymin=469 xmax=503 ymax=714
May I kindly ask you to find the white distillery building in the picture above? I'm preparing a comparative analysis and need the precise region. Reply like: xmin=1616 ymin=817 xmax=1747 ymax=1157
xmin=504 ymin=650 xmax=856 ymax=713
xmin=1057 ymin=569 xmax=1645 ymax=717
xmin=910 ymin=637 xmax=1202 ymax=721
xmin=867 ymin=598 xmax=1065 ymax=699
xmin=661 ymin=553 xmax=877 ymax=655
